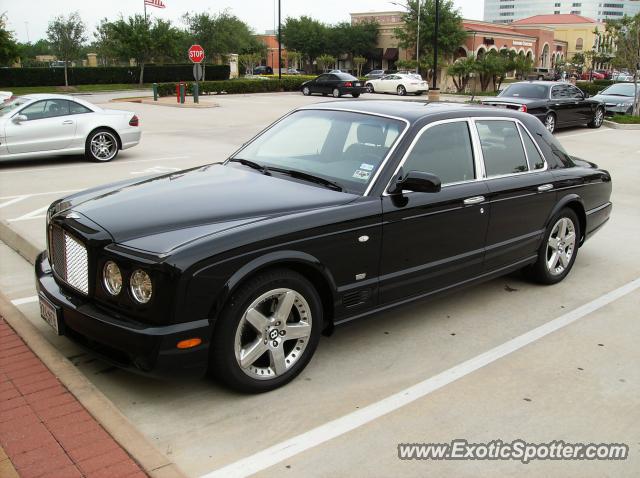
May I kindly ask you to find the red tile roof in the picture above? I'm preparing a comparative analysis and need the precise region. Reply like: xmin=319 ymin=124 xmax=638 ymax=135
xmin=462 ymin=21 xmax=535 ymax=37
xmin=512 ymin=14 xmax=598 ymax=25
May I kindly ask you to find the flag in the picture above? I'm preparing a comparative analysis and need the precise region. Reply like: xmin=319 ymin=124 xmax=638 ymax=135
xmin=144 ymin=0 xmax=166 ymax=8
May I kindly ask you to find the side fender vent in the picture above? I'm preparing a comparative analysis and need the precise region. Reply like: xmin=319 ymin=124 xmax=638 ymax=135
xmin=342 ymin=289 xmax=371 ymax=308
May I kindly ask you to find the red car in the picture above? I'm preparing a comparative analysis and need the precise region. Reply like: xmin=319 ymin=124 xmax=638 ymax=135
xmin=580 ymin=71 xmax=605 ymax=80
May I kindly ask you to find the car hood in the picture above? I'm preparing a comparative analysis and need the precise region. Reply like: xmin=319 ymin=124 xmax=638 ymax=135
xmin=591 ymin=94 xmax=634 ymax=104
xmin=56 ymin=164 xmax=357 ymax=253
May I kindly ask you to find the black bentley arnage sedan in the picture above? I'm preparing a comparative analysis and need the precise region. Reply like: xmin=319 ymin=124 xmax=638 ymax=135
xmin=36 ymin=101 xmax=612 ymax=392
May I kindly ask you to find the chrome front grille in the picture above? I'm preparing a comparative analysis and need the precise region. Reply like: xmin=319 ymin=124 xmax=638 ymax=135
xmin=49 ymin=225 xmax=89 ymax=295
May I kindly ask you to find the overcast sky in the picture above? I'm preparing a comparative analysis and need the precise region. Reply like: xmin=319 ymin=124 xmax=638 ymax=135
xmin=3 ymin=0 xmax=483 ymax=43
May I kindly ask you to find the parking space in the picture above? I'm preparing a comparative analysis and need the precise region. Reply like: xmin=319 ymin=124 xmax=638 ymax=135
xmin=1 ymin=92 xmax=639 ymax=477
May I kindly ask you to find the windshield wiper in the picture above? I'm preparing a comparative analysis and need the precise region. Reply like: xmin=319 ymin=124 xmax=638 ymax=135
xmin=228 ymin=158 xmax=270 ymax=175
xmin=269 ymin=167 xmax=343 ymax=191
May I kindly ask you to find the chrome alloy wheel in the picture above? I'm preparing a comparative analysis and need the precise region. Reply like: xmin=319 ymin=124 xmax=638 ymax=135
xmin=544 ymin=114 xmax=556 ymax=133
xmin=546 ymin=217 xmax=577 ymax=276
xmin=234 ymin=288 xmax=312 ymax=380
xmin=594 ymin=108 xmax=604 ymax=127
xmin=90 ymin=132 xmax=117 ymax=161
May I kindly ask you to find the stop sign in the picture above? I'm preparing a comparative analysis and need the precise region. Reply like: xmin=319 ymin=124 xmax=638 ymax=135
xmin=188 ymin=45 xmax=205 ymax=64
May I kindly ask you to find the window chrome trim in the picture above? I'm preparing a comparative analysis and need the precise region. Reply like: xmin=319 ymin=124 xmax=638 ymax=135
xmin=382 ymin=116 xmax=550 ymax=196
xmin=382 ymin=118 xmax=482 ymax=196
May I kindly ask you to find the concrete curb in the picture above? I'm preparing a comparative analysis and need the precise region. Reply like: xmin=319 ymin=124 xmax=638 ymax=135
xmin=0 ymin=219 xmax=39 ymax=265
xmin=0 ymin=291 xmax=187 ymax=478
xmin=603 ymin=120 xmax=640 ymax=130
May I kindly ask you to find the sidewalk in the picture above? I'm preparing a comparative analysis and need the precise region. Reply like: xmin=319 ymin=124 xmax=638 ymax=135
xmin=0 ymin=317 xmax=146 ymax=478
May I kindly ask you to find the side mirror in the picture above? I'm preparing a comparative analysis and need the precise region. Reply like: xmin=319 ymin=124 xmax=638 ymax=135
xmin=584 ymin=92 xmax=590 ymax=98
xmin=12 ymin=114 xmax=27 ymax=123
xmin=388 ymin=170 xmax=441 ymax=194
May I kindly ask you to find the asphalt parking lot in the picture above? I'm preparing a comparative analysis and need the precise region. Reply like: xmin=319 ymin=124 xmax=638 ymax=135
xmin=1 ymin=91 xmax=639 ymax=477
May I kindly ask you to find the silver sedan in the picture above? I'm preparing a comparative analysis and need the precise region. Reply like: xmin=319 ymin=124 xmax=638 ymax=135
xmin=0 ymin=94 xmax=141 ymax=162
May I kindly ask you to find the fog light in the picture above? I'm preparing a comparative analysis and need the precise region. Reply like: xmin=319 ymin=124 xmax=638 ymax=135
xmin=177 ymin=338 xmax=202 ymax=349
xmin=130 ymin=269 xmax=152 ymax=303
xmin=103 ymin=261 xmax=122 ymax=296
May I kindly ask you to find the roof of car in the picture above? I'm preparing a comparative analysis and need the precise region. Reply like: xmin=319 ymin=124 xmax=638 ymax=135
xmin=21 ymin=93 xmax=77 ymax=101
xmin=300 ymin=100 xmax=526 ymax=124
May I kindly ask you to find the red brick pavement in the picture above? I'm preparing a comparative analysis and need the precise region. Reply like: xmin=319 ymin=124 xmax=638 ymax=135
xmin=0 ymin=317 xmax=147 ymax=478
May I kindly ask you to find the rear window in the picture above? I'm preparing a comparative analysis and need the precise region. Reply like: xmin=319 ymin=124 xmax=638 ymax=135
xmin=336 ymin=73 xmax=358 ymax=81
xmin=500 ymin=83 xmax=549 ymax=99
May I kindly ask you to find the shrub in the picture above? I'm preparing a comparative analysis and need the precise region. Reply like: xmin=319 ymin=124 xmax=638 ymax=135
xmin=155 ymin=76 xmax=314 ymax=97
xmin=575 ymin=81 xmax=603 ymax=96
xmin=0 ymin=64 xmax=230 ymax=87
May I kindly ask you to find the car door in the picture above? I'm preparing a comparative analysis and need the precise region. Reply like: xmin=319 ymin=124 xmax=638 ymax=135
xmin=379 ymin=119 xmax=490 ymax=304
xmin=311 ymin=75 xmax=327 ymax=94
xmin=549 ymin=84 xmax=575 ymax=125
xmin=6 ymin=99 xmax=76 ymax=154
xmin=567 ymin=85 xmax=593 ymax=123
xmin=377 ymin=75 xmax=392 ymax=93
xmin=474 ymin=118 xmax=557 ymax=271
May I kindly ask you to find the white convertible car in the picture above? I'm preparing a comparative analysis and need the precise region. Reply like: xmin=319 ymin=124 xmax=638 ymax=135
xmin=0 ymin=94 xmax=141 ymax=162
xmin=364 ymin=73 xmax=429 ymax=96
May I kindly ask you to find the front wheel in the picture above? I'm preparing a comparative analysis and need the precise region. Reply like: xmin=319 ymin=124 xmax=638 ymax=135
xmin=366 ymin=83 xmax=374 ymax=93
xmin=524 ymin=208 xmax=580 ymax=285
xmin=588 ymin=107 xmax=604 ymax=128
xmin=210 ymin=269 xmax=322 ymax=393
xmin=85 ymin=129 xmax=119 ymax=162
xmin=332 ymin=88 xmax=341 ymax=98
xmin=302 ymin=86 xmax=311 ymax=96
xmin=543 ymin=113 xmax=556 ymax=134
xmin=397 ymin=85 xmax=406 ymax=96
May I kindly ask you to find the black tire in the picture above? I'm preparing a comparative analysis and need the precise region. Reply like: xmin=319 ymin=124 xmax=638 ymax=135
xmin=332 ymin=88 xmax=341 ymax=98
xmin=397 ymin=85 xmax=406 ymax=96
xmin=366 ymin=83 xmax=374 ymax=93
xmin=543 ymin=112 xmax=556 ymax=134
xmin=210 ymin=268 xmax=322 ymax=393
xmin=302 ymin=86 xmax=311 ymax=96
xmin=352 ymin=93 xmax=360 ymax=98
xmin=85 ymin=128 xmax=119 ymax=162
xmin=524 ymin=208 xmax=580 ymax=285
xmin=588 ymin=106 xmax=604 ymax=128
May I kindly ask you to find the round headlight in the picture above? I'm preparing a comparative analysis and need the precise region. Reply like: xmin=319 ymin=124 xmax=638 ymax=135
xmin=130 ymin=269 xmax=152 ymax=303
xmin=103 ymin=261 xmax=122 ymax=296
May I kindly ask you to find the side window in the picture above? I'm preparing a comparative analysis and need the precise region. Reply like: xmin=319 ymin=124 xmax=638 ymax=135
xmin=551 ymin=85 xmax=567 ymax=99
xmin=568 ymin=86 xmax=584 ymax=99
xmin=69 ymin=101 xmax=92 ymax=115
xmin=518 ymin=124 xmax=545 ymax=170
xmin=43 ymin=99 xmax=70 ymax=118
xmin=19 ymin=101 xmax=47 ymax=120
xmin=476 ymin=120 xmax=529 ymax=176
xmin=402 ymin=121 xmax=475 ymax=185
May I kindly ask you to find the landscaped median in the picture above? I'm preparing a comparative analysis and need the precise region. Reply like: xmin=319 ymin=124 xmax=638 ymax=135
xmin=155 ymin=76 xmax=317 ymax=96
xmin=603 ymin=114 xmax=640 ymax=130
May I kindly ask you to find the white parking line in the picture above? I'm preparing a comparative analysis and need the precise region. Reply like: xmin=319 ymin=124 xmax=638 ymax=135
xmin=11 ymin=296 xmax=39 ymax=306
xmin=0 ymin=196 xmax=29 ymax=209
xmin=557 ymin=128 xmax=609 ymax=139
xmin=201 ymin=277 xmax=640 ymax=478
xmin=0 ymin=155 xmax=191 ymax=175
xmin=8 ymin=206 xmax=48 ymax=222
xmin=0 ymin=190 xmax=80 ymax=201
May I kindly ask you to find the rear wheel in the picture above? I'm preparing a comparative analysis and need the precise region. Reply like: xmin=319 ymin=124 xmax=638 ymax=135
xmin=366 ymin=83 xmax=374 ymax=93
xmin=85 ymin=128 xmax=119 ymax=162
xmin=210 ymin=269 xmax=322 ymax=393
xmin=525 ymin=208 xmax=580 ymax=285
xmin=543 ymin=112 xmax=556 ymax=134
xmin=588 ymin=107 xmax=604 ymax=128
xmin=352 ymin=93 xmax=360 ymax=98
xmin=397 ymin=85 xmax=406 ymax=96
xmin=332 ymin=88 xmax=341 ymax=98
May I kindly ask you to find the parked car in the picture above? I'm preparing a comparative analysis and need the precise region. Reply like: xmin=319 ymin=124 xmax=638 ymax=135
xmin=613 ymin=74 xmax=634 ymax=83
xmin=301 ymin=73 xmax=366 ymax=97
xmin=0 ymin=91 xmax=12 ymax=102
xmin=592 ymin=82 xmax=639 ymax=115
xmin=253 ymin=65 xmax=273 ymax=75
xmin=364 ymin=69 xmax=385 ymax=80
xmin=36 ymin=101 xmax=612 ymax=392
xmin=0 ymin=94 xmax=140 ymax=162
xmin=580 ymin=71 xmax=605 ymax=81
xmin=481 ymin=81 xmax=605 ymax=134
xmin=530 ymin=67 xmax=558 ymax=81
xmin=329 ymin=69 xmax=343 ymax=74
xmin=285 ymin=68 xmax=304 ymax=75
xmin=365 ymin=73 xmax=429 ymax=96
xmin=595 ymin=70 xmax=613 ymax=80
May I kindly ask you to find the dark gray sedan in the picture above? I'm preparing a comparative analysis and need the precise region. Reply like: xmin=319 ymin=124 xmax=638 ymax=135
xmin=592 ymin=83 xmax=639 ymax=115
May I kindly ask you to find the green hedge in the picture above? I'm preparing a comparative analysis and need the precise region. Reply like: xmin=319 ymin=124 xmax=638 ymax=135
xmin=575 ymin=81 xmax=604 ymax=96
xmin=156 ymin=76 xmax=313 ymax=97
xmin=0 ymin=65 xmax=230 ymax=87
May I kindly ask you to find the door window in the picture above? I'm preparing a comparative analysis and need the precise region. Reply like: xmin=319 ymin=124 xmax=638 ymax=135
xmin=19 ymin=101 xmax=47 ymax=120
xmin=43 ymin=99 xmax=70 ymax=118
xmin=567 ymin=86 xmax=584 ymax=99
xmin=476 ymin=120 xmax=529 ymax=177
xmin=402 ymin=121 xmax=475 ymax=185
xmin=518 ymin=124 xmax=545 ymax=170
xmin=551 ymin=85 xmax=569 ymax=99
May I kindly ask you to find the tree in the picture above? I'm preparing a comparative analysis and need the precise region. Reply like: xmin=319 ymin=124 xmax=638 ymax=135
xmin=0 ymin=13 xmax=19 ymax=66
xmin=286 ymin=50 xmax=302 ymax=70
xmin=571 ymin=52 xmax=585 ymax=71
xmin=474 ymin=52 xmax=504 ymax=91
xmin=353 ymin=56 xmax=367 ymax=77
xmin=239 ymin=52 xmax=261 ymax=75
xmin=282 ymin=16 xmax=328 ymax=68
xmin=394 ymin=0 xmax=467 ymax=83
xmin=514 ymin=54 xmax=533 ymax=79
xmin=184 ymin=10 xmax=262 ymax=63
xmin=47 ymin=12 xmax=86 ymax=86
xmin=607 ymin=14 xmax=640 ymax=116
xmin=447 ymin=57 xmax=475 ymax=92
xmin=493 ymin=49 xmax=516 ymax=91
xmin=316 ymin=54 xmax=336 ymax=72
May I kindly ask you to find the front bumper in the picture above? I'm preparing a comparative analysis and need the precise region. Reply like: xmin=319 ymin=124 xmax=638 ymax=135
xmin=35 ymin=252 xmax=211 ymax=380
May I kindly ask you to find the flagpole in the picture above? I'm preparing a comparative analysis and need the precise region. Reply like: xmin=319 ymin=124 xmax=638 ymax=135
xmin=144 ymin=0 xmax=147 ymax=22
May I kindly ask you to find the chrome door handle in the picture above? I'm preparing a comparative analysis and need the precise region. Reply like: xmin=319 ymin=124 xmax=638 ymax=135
xmin=463 ymin=196 xmax=485 ymax=205
xmin=538 ymin=184 xmax=554 ymax=192
xmin=62 ymin=120 xmax=73 ymax=125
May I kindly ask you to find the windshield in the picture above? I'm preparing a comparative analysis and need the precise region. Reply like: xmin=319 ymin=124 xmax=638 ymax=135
xmin=230 ymin=109 xmax=405 ymax=194
xmin=601 ymin=83 xmax=637 ymax=96
xmin=0 ymin=97 xmax=29 ymax=116
xmin=499 ymin=83 xmax=549 ymax=99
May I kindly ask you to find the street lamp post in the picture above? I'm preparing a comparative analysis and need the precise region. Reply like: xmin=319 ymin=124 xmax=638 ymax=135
xmin=278 ymin=0 xmax=282 ymax=79
xmin=416 ymin=1 xmax=420 ymax=74
xmin=433 ymin=0 xmax=439 ymax=91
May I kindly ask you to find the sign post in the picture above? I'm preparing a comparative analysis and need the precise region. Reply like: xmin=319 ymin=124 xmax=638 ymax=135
xmin=188 ymin=45 xmax=205 ymax=104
